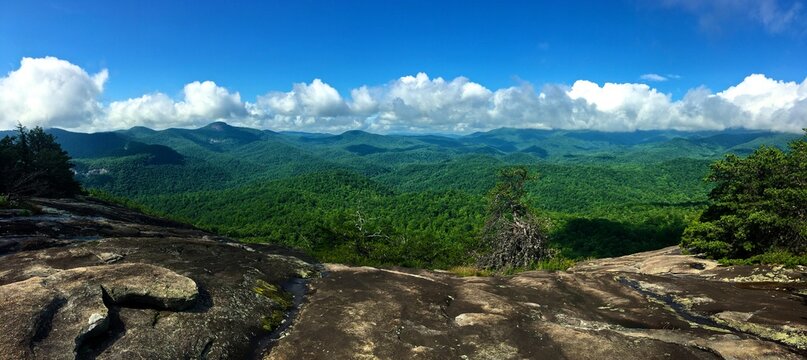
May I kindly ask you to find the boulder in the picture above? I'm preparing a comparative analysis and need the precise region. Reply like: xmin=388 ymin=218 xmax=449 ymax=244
xmin=0 ymin=197 xmax=317 ymax=360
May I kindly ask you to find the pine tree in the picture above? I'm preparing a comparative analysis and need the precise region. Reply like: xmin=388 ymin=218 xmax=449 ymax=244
xmin=0 ymin=125 xmax=81 ymax=197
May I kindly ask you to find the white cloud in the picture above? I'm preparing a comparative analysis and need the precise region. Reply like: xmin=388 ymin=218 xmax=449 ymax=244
xmin=106 ymin=93 xmax=177 ymax=129
xmin=1 ymin=57 xmax=806 ymax=134
xmin=178 ymin=81 xmax=246 ymax=120
xmin=566 ymin=81 xmax=676 ymax=131
xmin=348 ymin=86 xmax=379 ymax=115
xmin=354 ymin=73 xmax=806 ymax=133
xmin=106 ymin=80 xmax=246 ymax=130
xmin=640 ymin=73 xmax=668 ymax=82
xmin=254 ymin=79 xmax=347 ymax=117
xmin=715 ymin=74 xmax=807 ymax=131
xmin=246 ymin=79 xmax=358 ymax=132
xmin=717 ymin=74 xmax=804 ymax=113
xmin=0 ymin=57 xmax=107 ymax=129
xmin=366 ymin=73 xmax=494 ymax=133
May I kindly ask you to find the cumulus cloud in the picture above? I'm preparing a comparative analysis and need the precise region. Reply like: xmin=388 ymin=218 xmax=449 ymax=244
xmin=0 ymin=57 xmax=107 ymax=130
xmin=106 ymin=80 xmax=246 ymax=130
xmin=348 ymin=86 xmax=379 ymax=115
xmin=715 ymin=74 xmax=807 ymax=131
xmin=247 ymin=72 xmax=805 ymax=133
xmin=254 ymin=79 xmax=346 ymax=117
xmin=246 ymin=79 xmax=357 ymax=132
xmin=1 ymin=57 xmax=806 ymax=134
xmin=566 ymin=81 xmax=678 ymax=130
xmin=367 ymin=73 xmax=494 ymax=133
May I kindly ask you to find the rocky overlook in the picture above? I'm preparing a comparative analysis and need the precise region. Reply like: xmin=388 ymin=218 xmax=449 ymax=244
xmin=0 ymin=197 xmax=317 ymax=359
xmin=1 ymin=198 xmax=806 ymax=359
xmin=269 ymin=251 xmax=806 ymax=359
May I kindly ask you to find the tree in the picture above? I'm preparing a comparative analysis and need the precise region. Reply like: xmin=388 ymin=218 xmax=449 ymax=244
xmin=477 ymin=166 xmax=551 ymax=270
xmin=682 ymin=131 xmax=807 ymax=259
xmin=0 ymin=125 xmax=82 ymax=198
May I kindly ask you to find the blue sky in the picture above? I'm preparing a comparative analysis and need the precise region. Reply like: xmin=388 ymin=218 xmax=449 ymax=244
xmin=1 ymin=0 xmax=806 ymax=133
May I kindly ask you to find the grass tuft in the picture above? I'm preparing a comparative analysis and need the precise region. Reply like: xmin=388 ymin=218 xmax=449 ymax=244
xmin=447 ymin=266 xmax=494 ymax=277
xmin=719 ymin=250 xmax=807 ymax=268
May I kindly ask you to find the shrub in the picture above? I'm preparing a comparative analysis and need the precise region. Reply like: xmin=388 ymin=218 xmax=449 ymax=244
xmin=682 ymin=132 xmax=806 ymax=260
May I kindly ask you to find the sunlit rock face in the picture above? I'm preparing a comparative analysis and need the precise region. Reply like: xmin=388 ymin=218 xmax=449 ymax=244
xmin=267 ymin=248 xmax=806 ymax=360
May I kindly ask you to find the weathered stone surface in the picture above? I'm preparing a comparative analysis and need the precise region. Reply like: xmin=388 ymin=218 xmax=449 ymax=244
xmin=267 ymin=248 xmax=807 ymax=360
xmin=0 ymin=263 xmax=199 ymax=360
xmin=0 ymin=277 xmax=62 ymax=360
xmin=571 ymin=246 xmax=721 ymax=275
xmin=0 ymin=197 xmax=317 ymax=360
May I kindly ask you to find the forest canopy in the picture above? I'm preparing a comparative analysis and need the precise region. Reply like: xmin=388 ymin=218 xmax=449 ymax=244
xmin=27 ymin=123 xmax=801 ymax=268
xmin=682 ymin=131 xmax=806 ymax=261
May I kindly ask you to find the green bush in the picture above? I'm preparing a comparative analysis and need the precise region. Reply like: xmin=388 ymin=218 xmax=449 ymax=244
xmin=682 ymin=132 xmax=806 ymax=260
xmin=719 ymin=250 xmax=807 ymax=267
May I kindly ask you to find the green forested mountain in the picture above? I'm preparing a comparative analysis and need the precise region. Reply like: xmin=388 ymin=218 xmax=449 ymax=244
xmin=35 ymin=122 xmax=798 ymax=268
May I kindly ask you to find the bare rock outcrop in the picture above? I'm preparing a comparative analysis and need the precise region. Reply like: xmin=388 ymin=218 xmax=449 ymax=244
xmin=2 ymin=197 xmax=805 ymax=359
xmin=0 ymin=263 xmax=198 ymax=359
xmin=0 ymin=197 xmax=317 ymax=360
xmin=267 ymin=248 xmax=806 ymax=359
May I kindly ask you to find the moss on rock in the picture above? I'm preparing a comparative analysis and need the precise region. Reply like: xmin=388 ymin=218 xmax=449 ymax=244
xmin=254 ymin=279 xmax=294 ymax=332
xmin=254 ymin=279 xmax=293 ymax=309
xmin=261 ymin=310 xmax=287 ymax=332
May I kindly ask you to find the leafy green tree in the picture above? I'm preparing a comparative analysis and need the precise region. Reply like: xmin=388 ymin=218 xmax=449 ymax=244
xmin=477 ymin=166 xmax=551 ymax=270
xmin=682 ymin=131 xmax=806 ymax=259
xmin=0 ymin=125 xmax=81 ymax=197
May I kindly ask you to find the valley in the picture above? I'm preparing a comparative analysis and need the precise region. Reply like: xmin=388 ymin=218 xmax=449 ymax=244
xmin=28 ymin=122 xmax=798 ymax=268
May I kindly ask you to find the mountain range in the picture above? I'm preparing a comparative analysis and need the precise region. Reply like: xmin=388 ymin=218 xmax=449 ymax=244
xmin=2 ymin=123 xmax=800 ymax=264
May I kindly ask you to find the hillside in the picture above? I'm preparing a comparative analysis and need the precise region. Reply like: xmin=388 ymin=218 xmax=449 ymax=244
xmin=36 ymin=123 xmax=800 ymax=266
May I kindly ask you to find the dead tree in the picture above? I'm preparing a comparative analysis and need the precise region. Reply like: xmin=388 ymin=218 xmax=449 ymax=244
xmin=352 ymin=209 xmax=389 ymax=256
xmin=477 ymin=167 xmax=551 ymax=270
